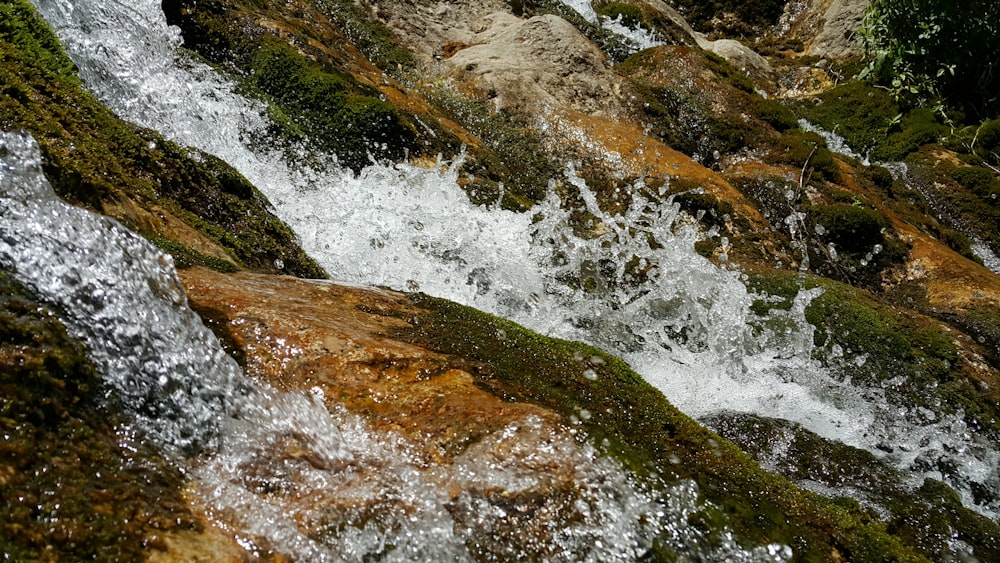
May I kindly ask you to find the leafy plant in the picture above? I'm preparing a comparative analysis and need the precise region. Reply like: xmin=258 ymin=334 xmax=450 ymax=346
xmin=860 ymin=0 xmax=1000 ymax=120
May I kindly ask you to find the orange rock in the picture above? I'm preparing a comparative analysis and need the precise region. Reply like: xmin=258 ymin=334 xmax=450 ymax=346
xmin=179 ymin=268 xmax=562 ymax=463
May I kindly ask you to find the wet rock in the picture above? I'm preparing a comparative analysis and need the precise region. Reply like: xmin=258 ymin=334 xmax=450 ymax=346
xmin=704 ymin=411 xmax=1000 ymax=562
xmin=0 ymin=272 xmax=200 ymax=560
xmin=179 ymin=268 xmax=564 ymax=462
xmin=434 ymin=11 xmax=628 ymax=120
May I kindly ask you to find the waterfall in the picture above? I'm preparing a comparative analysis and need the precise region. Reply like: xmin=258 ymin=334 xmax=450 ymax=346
xmin=25 ymin=0 xmax=1000 ymax=526
xmin=2 ymin=128 xmax=802 ymax=561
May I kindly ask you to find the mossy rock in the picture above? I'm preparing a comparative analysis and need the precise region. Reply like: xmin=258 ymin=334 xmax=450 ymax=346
xmin=309 ymin=0 xmax=414 ymax=73
xmin=806 ymin=204 xmax=888 ymax=253
xmin=976 ymin=118 xmax=1000 ymax=164
xmin=705 ymin=412 xmax=1000 ymax=562
xmin=0 ymin=0 xmax=326 ymax=278
xmin=747 ymin=271 xmax=999 ymax=441
xmin=620 ymin=47 xmax=778 ymax=166
xmin=794 ymin=80 xmax=949 ymax=162
xmin=903 ymin=146 xmax=1000 ymax=257
xmin=249 ymin=40 xmax=419 ymax=173
xmin=389 ymin=293 xmax=950 ymax=561
xmin=753 ymin=98 xmax=799 ymax=132
xmin=419 ymin=82 xmax=561 ymax=209
xmin=0 ymin=272 xmax=197 ymax=560
xmin=772 ymin=130 xmax=838 ymax=182
xmin=163 ymin=0 xmax=460 ymax=173
xmin=595 ymin=2 xmax=647 ymax=30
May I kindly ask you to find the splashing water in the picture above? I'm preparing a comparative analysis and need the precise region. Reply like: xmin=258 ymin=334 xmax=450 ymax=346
xmin=2 ymin=129 xmax=800 ymax=562
xmin=557 ymin=0 xmax=665 ymax=52
xmin=0 ymin=129 xmax=244 ymax=453
xmin=28 ymin=0 xmax=1000 ymax=521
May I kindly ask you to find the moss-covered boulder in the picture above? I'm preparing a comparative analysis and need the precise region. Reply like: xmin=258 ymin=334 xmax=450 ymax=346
xmin=705 ymin=412 xmax=1000 ymax=562
xmin=0 ymin=0 xmax=325 ymax=278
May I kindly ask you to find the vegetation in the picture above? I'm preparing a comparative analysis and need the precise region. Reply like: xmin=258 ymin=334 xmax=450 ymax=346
xmin=250 ymin=40 xmax=419 ymax=172
xmin=594 ymin=2 xmax=647 ymax=30
xmin=394 ymin=293 xmax=937 ymax=561
xmin=794 ymin=81 xmax=950 ymax=162
xmin=707 ymin=412 xmax=1000 ymax=562
xmin=861 ymin=0 xmax=1000 ymax=120
xmin=747 ymin=272 xmax=1000 ymax=446
xmin=419 ymin=82 xmax=562 ymax=209
xmin=162 ymin=0 xmax=459 ymax=174
xmin=313 ymin=0 xmax=414 ymax=73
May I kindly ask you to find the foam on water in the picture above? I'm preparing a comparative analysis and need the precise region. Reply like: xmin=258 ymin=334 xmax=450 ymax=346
xmin=556 ymin=0 xmax=665 ymax=53
xmin=28 ymin=0 xmax=1000 ymax=521
xmin=3 ymin=130 xmax=799 ymax=561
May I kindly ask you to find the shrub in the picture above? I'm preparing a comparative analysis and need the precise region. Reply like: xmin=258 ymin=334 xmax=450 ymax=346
xmin=861 ymin=0 xmax=1000 ymax=119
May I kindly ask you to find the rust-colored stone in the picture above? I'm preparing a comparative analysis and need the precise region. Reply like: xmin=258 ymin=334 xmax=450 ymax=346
xmin=179 ymin=268 xmax=562 ymax=463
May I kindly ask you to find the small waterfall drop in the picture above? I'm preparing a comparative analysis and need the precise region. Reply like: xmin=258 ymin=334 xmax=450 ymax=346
xmin=2 ymin=129 xmax=800 ymax=562
xmin=27 ymin=0 xmax=1000 ymax=522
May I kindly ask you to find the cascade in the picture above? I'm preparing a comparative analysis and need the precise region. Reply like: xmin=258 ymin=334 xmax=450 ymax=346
xmin=2 ymin=129 xmax=800 ymax=561
xmin=26 ymin=0 xmax=1000 ymax=528
xmin=556 ymin=0 xmax=665 ymax=52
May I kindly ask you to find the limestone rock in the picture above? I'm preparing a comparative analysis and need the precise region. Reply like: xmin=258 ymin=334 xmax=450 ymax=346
xmin=441 ymin=13 xmax=627 ymax=118
xmin=805 ymin=0 xmax=868 ymax=59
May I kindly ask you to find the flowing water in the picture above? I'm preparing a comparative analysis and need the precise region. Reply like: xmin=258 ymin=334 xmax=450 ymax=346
xmin=19 ymin=0 xmax=1000 ymax=545
xmin=557 ymin=0 xmax=665 ymax=52
xmin=1 ymin=129 xmax=798 ymax=561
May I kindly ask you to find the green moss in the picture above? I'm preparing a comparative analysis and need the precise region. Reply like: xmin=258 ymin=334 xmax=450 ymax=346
xmin=250 ymin=40 xmax=418 ymax=173
xmin=807 ymin=204 xmax=888 ymax=253
xmin=753 ymin=98 xmax=799 ymax=132
xmin=163 ymin=0 xmax=462 ymax=173
xmin=773 ymin=130 xmax=838 ymax=182
xmin=707 ymin=413 xmax=1000 ymax=561
xmin=794 ymin=80 xmax=949 ymax=162
xmin=312 ymin=0 xmax=414 ymax=73
xmin=904 ymin=147 xmax=1000 ymax=257
xmin=976 ymin=118 xmax=1000 ymax=164
xmin=391 ymin=293 xmax=935 ymax=561
xmin=703 ymin=51 xmax=757 ymax=95
xmin=0 ymin=2 xmax=326 ymax=279
xmin=0 ymin=0 xmax=78 ymax=80
xmin=0 ymin=272 xmax=197 ymax=560
xmin=748 ymin=272 xmax=999 ymax=441
xmin=150 ymin=236 xmax=239 ymax=273
xmin=420 ymin=82 xmax=560 ymax=209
